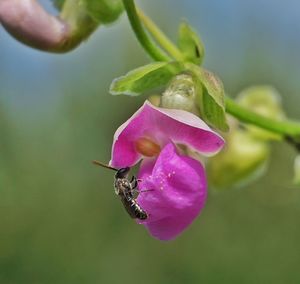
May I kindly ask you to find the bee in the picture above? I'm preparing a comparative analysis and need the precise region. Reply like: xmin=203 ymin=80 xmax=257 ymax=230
xmin=92 ymin=160 xmax=149 ymax=220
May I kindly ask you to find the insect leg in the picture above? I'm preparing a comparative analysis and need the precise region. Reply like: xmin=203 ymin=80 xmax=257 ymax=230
xmin=131 ymin=178 xmax=138 ymax=189
xmin=130 ymin=176 xmax=145 ymax=198
xmin=139 ymin=189 xmax=154 ymax=193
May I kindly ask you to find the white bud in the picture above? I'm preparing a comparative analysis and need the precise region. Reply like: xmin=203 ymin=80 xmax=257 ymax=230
xmin=161 ymin=74 xmax=199 ymax=115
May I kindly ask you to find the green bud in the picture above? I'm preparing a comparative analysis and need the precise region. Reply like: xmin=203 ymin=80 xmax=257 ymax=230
xmin=54 ymin=0 xmax=124 ymax=24
xmin=207 ymin=129 xmax=270 ymax=190
xmin=85 ymin=0 xmax=124 ymax=24
xmin=161 ymin=74 xmax=200 ymax=115
xmin=237 ymin=86 xmax=285 ymax=140
xmin=58 ymin=0 xmax=123 ymax=51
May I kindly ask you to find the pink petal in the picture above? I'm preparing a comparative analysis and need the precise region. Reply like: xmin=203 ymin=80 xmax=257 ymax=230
xmin=0 ymin=0 xmax=69 ymax=52
xmin=137 ymin=143 xmax=207 ymax=241
xmin=111 ymin=101 xmax=224 ymax=168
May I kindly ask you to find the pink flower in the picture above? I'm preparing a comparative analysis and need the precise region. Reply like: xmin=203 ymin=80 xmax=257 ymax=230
xmin=111 ymin=101 xmax=224 ymax=240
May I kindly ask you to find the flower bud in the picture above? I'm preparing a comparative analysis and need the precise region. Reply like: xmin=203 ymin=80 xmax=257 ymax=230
xmin=0 ymin=0 xmax=123 ymax=52
xmin=207 ymin=130 xmax=269 ymax=190
xmin=161 ymin=74 xmax=199 ymax=115
xmin=0 ymin=0 xmax=70 ymax=52
xmin=237 ymin=86 xmax=285 ymax=140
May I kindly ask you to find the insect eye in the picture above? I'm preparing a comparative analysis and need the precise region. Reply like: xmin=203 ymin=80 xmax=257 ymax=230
xmin=116 ymin=167 xmax=130 ymax=178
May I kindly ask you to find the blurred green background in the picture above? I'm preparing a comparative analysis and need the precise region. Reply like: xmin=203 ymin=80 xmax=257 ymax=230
xmin=1 ymin=1 xmax=300 ymax=283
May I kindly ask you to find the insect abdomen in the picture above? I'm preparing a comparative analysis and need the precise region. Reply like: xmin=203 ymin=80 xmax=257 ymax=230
xmin=120 ymin=196 xmax=148 ymax=220
xmin=131 ymin=200 xmax=148 ymax=220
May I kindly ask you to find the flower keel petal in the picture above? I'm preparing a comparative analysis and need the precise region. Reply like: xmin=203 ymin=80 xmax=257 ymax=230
xmin=137 ymin=143 xmax=207 ymax=241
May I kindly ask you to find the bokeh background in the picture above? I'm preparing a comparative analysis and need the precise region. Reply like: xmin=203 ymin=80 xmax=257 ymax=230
xmin=1 ymin=0 xmax=300 ymax=283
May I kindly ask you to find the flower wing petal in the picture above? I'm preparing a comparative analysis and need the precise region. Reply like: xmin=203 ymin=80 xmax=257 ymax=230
xmin=111 ymin=101 xmax=224 ymax=168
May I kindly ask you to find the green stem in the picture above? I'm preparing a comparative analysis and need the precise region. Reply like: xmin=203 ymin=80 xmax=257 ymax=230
xmin=225 ymin=97 xmax=300 ymax=137
xmin=125 ymin=2 xmax=300 ymax=139
xmin=122 ymin=0 xmax=171 ymax=61
xmin=137 ymin=9 xmax=184 ymax=61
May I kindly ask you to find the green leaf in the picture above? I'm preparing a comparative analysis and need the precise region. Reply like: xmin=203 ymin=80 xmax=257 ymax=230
xmin=178 ymin=21 xmax=205 ymax=65
xmin=188 ymin=64 xmax=228 ymax=131
xmin=110 ymin=62 xmax=184 ymax=96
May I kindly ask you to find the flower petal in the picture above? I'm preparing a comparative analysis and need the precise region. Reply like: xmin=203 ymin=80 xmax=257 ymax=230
xmin=111 ymin=101 xmax=224 ymax=168
xmin=137 ymin=143 xmax=207 ymax=241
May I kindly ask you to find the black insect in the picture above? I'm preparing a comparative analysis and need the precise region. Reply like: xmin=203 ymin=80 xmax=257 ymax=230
xmin=92 ymin=160 xmax=149 ymax=220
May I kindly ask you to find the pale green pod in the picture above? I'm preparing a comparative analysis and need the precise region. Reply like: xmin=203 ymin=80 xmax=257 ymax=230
xmin=207 ymin=129 xmax=270 ymax=190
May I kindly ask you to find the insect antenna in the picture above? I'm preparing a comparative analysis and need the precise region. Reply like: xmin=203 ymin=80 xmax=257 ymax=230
xmin=92 ymin=160 xmax=118 ymax=171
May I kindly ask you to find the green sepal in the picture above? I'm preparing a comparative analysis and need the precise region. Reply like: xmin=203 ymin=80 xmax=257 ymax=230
xmin=188 ymin=64 xmax=229 ymax=131
xmin=178 ymin=21 xmax=205 ymax=65
xmin=52 ymin=0 xmax=123 ymax=24
xmin=202 ymin=87 xmax=229 ymax=132
xmin=110 ymin=62 xmax=184 ymax=96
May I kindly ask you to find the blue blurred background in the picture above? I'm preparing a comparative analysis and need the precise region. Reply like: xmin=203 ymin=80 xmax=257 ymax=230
xmin=1 ymin=0 xmax=300 ymax=283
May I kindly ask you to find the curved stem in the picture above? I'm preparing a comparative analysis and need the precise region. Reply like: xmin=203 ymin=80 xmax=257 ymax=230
xmin=137 ymin=9 xmax=184 ymax=61
xmin=225 ymin=97 xmax=300 ymax=137
xmin=125 ymin=2 xmax=300 ymax=139
xmin=122 ymin=0 xmax=171 ymax=61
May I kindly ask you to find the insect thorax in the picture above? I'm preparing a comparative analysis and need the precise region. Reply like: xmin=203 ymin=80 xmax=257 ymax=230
xmin=114 ymin=178 xmax=132 ymax=196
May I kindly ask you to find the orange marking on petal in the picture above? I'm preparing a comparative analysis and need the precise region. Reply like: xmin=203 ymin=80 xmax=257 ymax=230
xmin=135 ymin=137 xmax=161 ymax=157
